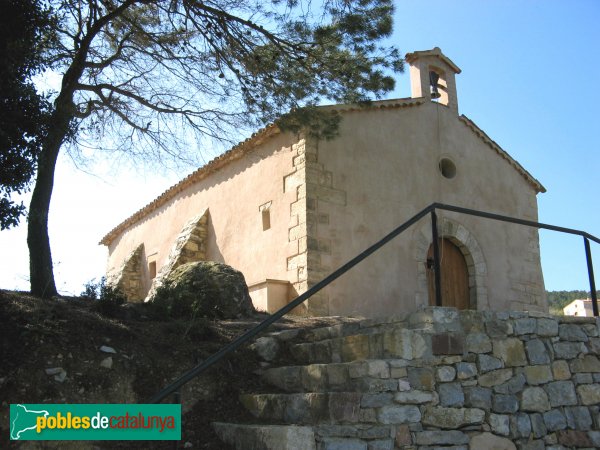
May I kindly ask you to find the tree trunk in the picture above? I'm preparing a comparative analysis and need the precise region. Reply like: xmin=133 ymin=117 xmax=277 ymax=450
xmin=25 ymin=1 xmax=135 ymax=298
xmin=27 ymin=112 xmax=71 ymax=298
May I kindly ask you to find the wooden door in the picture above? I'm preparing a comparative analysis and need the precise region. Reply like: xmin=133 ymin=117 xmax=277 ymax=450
xmin=427 ymin=238 xmax=470 ymax=309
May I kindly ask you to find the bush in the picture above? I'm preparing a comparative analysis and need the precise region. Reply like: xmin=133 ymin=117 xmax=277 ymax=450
xmin=81 ymin=277 xmax=126 ymax=316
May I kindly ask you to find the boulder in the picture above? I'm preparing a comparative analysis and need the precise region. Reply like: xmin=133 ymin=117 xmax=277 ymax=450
xmin=152 ymin=261 xmax=255 ymax=319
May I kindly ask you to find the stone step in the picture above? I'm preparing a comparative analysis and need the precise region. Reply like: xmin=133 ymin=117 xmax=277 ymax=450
xmin=213 ymin=421 xmax=400 ymax=449
xmin=240 ymin=392 xmax=365 ymax=425
xmin=288 ymin=326 xmax=432 ymax=364
xmin=266 ymin=314 xmax=408 ymax=345
xmin=257 ymin=308 xmax=509 ymax=366
xmin=212 ymin=422 xmax=316 ymax=450
xmin=260 ymin=360 xmax=410 ymax=393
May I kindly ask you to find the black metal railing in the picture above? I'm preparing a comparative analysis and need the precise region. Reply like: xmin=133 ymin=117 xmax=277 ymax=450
xmin=148 ymin=202 xmax=599 ymax=404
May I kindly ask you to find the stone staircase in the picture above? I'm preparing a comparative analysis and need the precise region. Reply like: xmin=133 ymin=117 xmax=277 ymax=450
xmin=213 ymin=307 xmax=600 ymax=450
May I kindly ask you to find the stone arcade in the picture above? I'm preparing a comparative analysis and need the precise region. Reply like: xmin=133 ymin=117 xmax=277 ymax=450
xmin=100 ymin=48 xmax=547 ymax=317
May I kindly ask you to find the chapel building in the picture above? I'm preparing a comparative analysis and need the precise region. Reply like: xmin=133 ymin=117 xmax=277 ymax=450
xmin=100 ymin=48 xmax=547 ymax=317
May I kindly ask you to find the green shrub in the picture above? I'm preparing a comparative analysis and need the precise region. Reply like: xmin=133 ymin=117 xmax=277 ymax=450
xmin=81 ymin=277 xmax=126 ymax=316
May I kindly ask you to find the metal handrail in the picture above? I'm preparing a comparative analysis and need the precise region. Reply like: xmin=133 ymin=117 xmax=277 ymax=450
xmin=148 ymin=202 xmax=599 ymax=404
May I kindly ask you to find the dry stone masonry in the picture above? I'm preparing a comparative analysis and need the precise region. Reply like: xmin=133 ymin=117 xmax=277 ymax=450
xmin=107 ymin=243 xmax=144 ymax=300
xmin=144 ymin=209 xmax=208 ymax=302
xmin=214 ymin=307 xmax=600 ymax=449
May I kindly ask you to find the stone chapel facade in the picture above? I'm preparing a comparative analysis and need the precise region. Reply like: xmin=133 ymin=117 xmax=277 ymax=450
xmin=100 ymin=48 xmax=547 ymax=318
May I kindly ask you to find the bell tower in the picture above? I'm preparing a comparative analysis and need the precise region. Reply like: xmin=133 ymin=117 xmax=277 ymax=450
xmin=405 ymin=47 xmax=461 ymax=114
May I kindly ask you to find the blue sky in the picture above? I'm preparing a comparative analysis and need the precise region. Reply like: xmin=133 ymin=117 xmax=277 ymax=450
xmin=1 ymin=0 xmax=598 ymax=294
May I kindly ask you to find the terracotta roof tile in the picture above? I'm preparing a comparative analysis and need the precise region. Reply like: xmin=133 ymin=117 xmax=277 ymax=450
xmin=99 ymin=98 xmax=424 ymax=246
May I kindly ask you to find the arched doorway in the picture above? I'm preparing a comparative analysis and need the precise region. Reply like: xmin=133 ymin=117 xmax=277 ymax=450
xmin=426 ymin=238 xmax=470 ymax=309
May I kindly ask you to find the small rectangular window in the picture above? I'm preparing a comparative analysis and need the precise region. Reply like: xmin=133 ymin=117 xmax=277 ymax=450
xmin=149 ymin=261 xmax=157 ymax=279
xmin=262 ymin=209 xmax=271 ymax=231
xmin=259 ymin=201 xmax=272 ymax=231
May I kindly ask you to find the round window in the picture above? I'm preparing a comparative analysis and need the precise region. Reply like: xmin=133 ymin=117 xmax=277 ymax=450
xmin=439 ymin=158 xmax=456 ymax=179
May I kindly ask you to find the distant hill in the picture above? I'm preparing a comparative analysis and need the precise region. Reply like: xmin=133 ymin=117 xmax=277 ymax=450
xmin=546 ymin=289 xmax=598 ymax=315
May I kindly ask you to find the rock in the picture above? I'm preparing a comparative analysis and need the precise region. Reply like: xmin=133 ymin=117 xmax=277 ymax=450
xmin=519 ymin=440 xmax=544 ymax=450
xmin=525 ymin=339 xmax=550 ymax=365
xmin=570 ymin=355 xmax=600 ymax=373
xmin=536 ymin=318 xmax=558 ymax=337
xmin=45 ymin=367 xmax=63 ymax=375
xmin=151 ymin=261 xmax=255 ymax=319
xmin=492 ymin=394 xmax=518 ymax=413
xmin=377 ymin=405 xmax=421 ymax=424
xmin=556 ymin=430 xmax=593 ymax=447
xmin=543 ymin=409 xmax=567 ymax=431
xmin=493 ymin=338 xmax=527 ymax=366
xmin=589 ymin=430 xmax=600 ymax=447
xmin=485 ymin=319 xmax=511 ymax=338
xmin=395 ymin=424 xmax=412 ymax=446
xmin=464 ymin=386 xmax=492 ymax=409
xmin=252 ymin=336 xmax=279 ymax=361
xmin=213 ymin=423 xmax=316 ymax=450
xmin=572 ymin=373 xmax=593 ymax=384
xmin=576 ymin=383 xmax=600 ymax=405
xmin=436 ymin=366 xmax=456 ymax=382
xmin=54 ymin=370 xmax=67 ymax=383
xmin=489 ymin=413 xmax=510 ymax=436
xmin=514 ymin=318 xmax=536 ymax=335
xmin=559 ymin=324 xmax=589 ymax=342
xmin=529 ymin=413 xmax=547 ymax=438
xmin=365 ymin=439 xmax=393 ymax=450
xmin=415 ymin=430 xmax=469 ymax=445
xmin=397 ymin=379 xmax=411 ymax=391
xmin=564 ymin=406 xmax=592 ymax=430
xmin=494 ymin=373 xmax=526 ymax=395
xmin=510 ymin=412 xmax=531 ymax=438
xmin=465 ymin=332 xmax=492 ymax=353
xmin=469 ymin=432 xmax=516 ymax=450
xmin=456 ymin=362 xmax=477 ymax=379
xmin=478 ymin=354 xmax=503 ymax=373
xmin=407 ymin=367 xmax=435 ymax=391
xmin=361 ymin=393 xmax=393 ymax=408
xmin=100 ymin=345 xmax=117 ymax=353
xmin=544 ymin=381 xmax=577 ymax=407
xmin=551 ymin=360 xmax=571 ymax=380
xmin=183 ymin=442 xmax=193 ymax=448
xmin=478 ymin=368 xmax=513 ymax=387
xmin=521 ymin=387 xmax=550 ymax=412
xmin=394 ymin=390 xmax=435 ymax=404
xmin=438 ymin=382 xmax=464 ymax=407
xmin=367 ymin=360 xmax=390 ymax=378
xmin=422 ymin=407 xmax=484 ymax=429
xmin=553 ymin=341 xmax=587 ymax=359
xmin=100 ymin=357 xmax=113 ymax=369
xmin=523 ymin=365 xmax=553 ymax=385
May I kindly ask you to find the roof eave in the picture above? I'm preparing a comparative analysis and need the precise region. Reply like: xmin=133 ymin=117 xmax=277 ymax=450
xmin=459 ymin=115 xmax=546 ymax=194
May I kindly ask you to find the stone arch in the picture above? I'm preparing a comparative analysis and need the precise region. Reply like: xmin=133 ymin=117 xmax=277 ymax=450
xmin=413 ymin=217 xmax=488 ymax=310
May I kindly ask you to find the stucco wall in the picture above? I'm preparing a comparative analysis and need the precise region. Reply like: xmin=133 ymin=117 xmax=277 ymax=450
xmin=310 ymin=101 xmax=545 ymax=317
xmin=105 ymin=99 xmax=546 ymax=317
xmin=105 ymin=131 xmax=300 ymax=298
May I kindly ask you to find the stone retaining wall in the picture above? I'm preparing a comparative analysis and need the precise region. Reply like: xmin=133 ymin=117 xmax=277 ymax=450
xmin=261 ymin=308 xmax=600 ymax=449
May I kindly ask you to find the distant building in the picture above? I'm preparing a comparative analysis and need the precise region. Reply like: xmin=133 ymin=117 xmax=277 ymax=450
xmin=563 ymin=299 xmax=594 ymax=317
xmin=100 ymin=48 xmax=547 ymax=318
